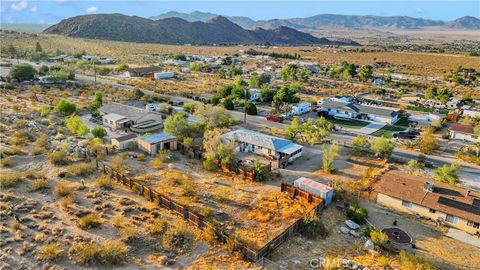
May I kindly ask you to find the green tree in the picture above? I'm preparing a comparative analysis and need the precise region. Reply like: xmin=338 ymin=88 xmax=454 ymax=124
xmin=218 ymin=84 xmax=233 ymax=98
xmin=49 ymin=68 xmax=72 ymax=82
xmin=358 ymin=65 xmax=373 ymax=82
xmin=9 ymin=64 xmax=36 ymax=81
xmin=259 ymin=84 xmax=276 ymax=102
xmin=297 ymin=68 xmax=312 ymax=82
xmin=65 ymin=116 xmax=89 ymax=136
xmin=88 ymin=91 xmax=103 ymax=111
xmin=182 ymin=102 xmax=196 ymax=114
xmin=407 ymin=160 xmax=424 ymax=174
xmin=194 ymin=104 xmax=232 ymax=130
xmin=437 ymin=87 xmax=452 ymax=104
xmin=352 ymin=135 xmax=371 ymax=155
xmin=223 ymin=97 xmax=234 ymax=110
xmin=55 ymin=99 xmax=77 ymax=116
xmin=38 ymin=65 xmax=49 ymax=76
xmin=91 ymin=126 xmax=107 ymax=139
xmin=244 ymin=102 xmax=257 ymax=115
xmin=35 ymin=42 xmax=43 ymax=53
xmin=257 ymin=73 xmax=271 ymax=86
xmin=273 ymin=86 xmax=300 ymax=104
xmin=253 ymin=160 xmax=267 ymax=182
xmin=285 ymin=117 xmax=303 ymax=141
xmin=418 ymin=130 xmax=438 ymax=154
xmin=370 ymin=230 xmax=389 ymax=247
xmin=341 ymin=62 xmax=357 ymax=79
xmin=280 ymin=64 xmax=298 ymax=81
xmin=163 ymin=113 xmax=189 ymax=139
xmin=116 ymin=63 xmax=129 ymax=72
xmin=433 ymin=163 xmax=460 ymax=185
xmin=172 ymin=54 xmax=187 ymax=61
xmin=248 ymin=75 xmax=258 ymax=88
xmin=370 ymin=137 xmax=395 ymax=159
xmin=190 ymin=62 xmax=202 ymax=72
xmin=322 ymin=143 xmax=340 ymax=173
xmin=424 ymin=86 xmax=437 ymax=100
xmin=96 ymin=67 xmax=111 ymax=76
xmin=346 ymin=203 xmax=368 ymax=224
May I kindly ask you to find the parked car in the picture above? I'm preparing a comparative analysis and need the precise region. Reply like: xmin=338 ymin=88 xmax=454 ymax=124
xmin=266 ymin=115 xmax=284 ymax=123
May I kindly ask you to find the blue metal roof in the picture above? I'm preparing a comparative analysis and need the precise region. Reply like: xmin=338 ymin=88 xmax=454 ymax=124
xmin=139 ymin=133 xmax=176 ymax=144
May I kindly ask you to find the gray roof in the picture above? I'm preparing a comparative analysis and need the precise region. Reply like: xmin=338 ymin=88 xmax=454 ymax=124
xmin=100 ymin=102 xmax=162 ymax=123
xmin=113 ymin=134 xmax=137 ymax=142
xmin=138 ymin=133 xmax=176 ymax=144
xmin=223 ymin=128 xmax=299 ymax=152
xmin=320 ymin=99 xmax=399 ymax=118
xmin=103 ymin=113 xmax=127 ymax=122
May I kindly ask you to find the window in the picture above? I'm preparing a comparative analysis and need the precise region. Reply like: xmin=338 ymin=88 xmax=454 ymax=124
xmin=402 ymin=200 xmax=412 ymax=208
xmin=429 ymin=208 xmax=436 ymax=213
xmin=446 ymin=215 xmax=459 ymax=224
xmin=268 ymin=149 xmax=271 ymax=155
xmin=467 ymin=221 xmax=480 ymax=229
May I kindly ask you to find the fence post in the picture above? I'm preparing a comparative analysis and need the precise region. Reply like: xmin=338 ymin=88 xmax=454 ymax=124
xmin=103 ymin=164 xmax=106 ymax=173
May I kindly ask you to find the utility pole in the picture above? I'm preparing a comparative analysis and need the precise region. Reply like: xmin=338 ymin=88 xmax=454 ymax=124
xmin=93 ymin=60 xmax=97 ymax=88
xmin=244 ymin=87 xmax=247 ymax=126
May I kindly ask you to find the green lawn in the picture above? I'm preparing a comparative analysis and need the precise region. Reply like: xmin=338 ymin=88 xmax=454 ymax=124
xmin=326 ymin=117 xmax=370 ymax=129
xmin=370 ymin=118 xmax=410 ymax=138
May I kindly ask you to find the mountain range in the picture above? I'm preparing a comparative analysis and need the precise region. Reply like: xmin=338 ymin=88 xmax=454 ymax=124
xmin=43 ymin=14 xmax=359 ymax=46
xmin=150 ymin=11 xmax=480 ymax=30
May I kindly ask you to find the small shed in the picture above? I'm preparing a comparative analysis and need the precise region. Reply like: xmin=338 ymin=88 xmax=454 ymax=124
xmin=111 ymin=134 xmax=137 ymax=150
xmin=137 ymin=133 xmax=177 ymax=156
xmin=293 ymin=177 xmax=333 ymax=207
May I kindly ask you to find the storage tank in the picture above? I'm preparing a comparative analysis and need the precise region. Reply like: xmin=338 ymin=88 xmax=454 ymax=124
xmin=293 ymin=177 xmax=333 ymax=207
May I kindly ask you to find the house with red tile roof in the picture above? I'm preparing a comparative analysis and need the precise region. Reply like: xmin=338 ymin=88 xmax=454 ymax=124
xmin=449 ymin=124 xmax=478 ymax=143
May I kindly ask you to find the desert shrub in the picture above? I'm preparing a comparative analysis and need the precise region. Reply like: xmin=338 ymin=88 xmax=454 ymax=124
xmin=72 ymin=240 xmax=128 ymax=266
xmin=0 ymin=156 xmax=12 ymax=167
xmin=203 ymin=155 xmax=219 ymax=171
xmin=163 ymin=226 xmax=193 ymax=250
xmin=98 ymin=240 xmax=129 ymax=266
xmin=399 ymin=250 xmax=437 ymax=270
xmin=34 ymin=233 xmax=47 ymax=242
xmin=68 ymin=162 xmax=95 ymax=177
xmin=299 ymin=211 xmax=329 ymax=239
xmin=346 ymin=203 xmax=368 ymax=224
xmin=10 ymin=130 xmax=31 ymax=146
xmin=11 ymin=220 xmax=22 ymax=231
xmin=36 ymin=242 xmax=64 ymax=261
xmin=212 ymin=187 xmax=231 ymax=203
xmin=111 ymin=215 xmax=129 ymax=228
xmin=54 ymin=181 xmax=74 ymax=197
xmin=377 ymin=256 xmax=390 ymax=267
xmin=30 ymin=177 xmax=49 ymax=191
xmin=59 ymin=195 xmax=74 ymax=208
xmin=78 ymin=214 xmax=101 ymax=229
xmin=136 ymin=153 xmax=145 ymax=161
xmin=0 ymin=171 xmax=24 ymax=188
xmin=148 ymin=219 xmax=168 ymax=235
xmin=364 ymin=225 xmax=376 ymax=237
xmin=370 ymin=230 xmax=389 ymax=247
xmin=71 ymin=242 xmax=101 ymax=265
xmin=151 ymin=150 xmax=175 ymax=169
xmin=48 ymin=150 xmax=68 ymax=166
xmin=199 ymin=207 xmax=214 ymax=219
xmin=111 ymin=155 xmax=126 ymax=173
xmin=95 ymin=175 xmax=114 ymax=189
xmin=203 ymin=222 xmax=224 ymax=243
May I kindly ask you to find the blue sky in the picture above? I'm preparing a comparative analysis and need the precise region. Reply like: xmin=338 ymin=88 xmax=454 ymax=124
xmin=1 ymin=1 xmax=479 ymax=24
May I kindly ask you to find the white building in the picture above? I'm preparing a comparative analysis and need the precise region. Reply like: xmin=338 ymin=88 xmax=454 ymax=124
xmin=223 ymin=128 xmax=303 ymax=164
xmin=463 ymin=109 xmax=480 ymax=118
xmin=318 ymin=99 xmax=401 ymax=124
xmin=446 ymin=98 xmax=460 ymax=109
xmin=449 ymin=124 xmax=478 ymax=143
xmin=154 ymin=72 xmax=175 ymax=80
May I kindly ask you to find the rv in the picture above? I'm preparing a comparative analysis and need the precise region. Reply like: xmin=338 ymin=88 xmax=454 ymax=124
xmin=291 ymin=102 xmax=311 ymax=115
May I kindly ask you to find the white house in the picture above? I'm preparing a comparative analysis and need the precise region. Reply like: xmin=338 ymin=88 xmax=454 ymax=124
xmin=318 ymin=99 xmax=401 ymax=124
xmin=446 ymin=98 xmax=460 ymax=109
xmin=82 ymin=55 xmax=95 ymax=61
xmin=291 ymin=102 xmax=311 ymax=115
xmin=97 ymin=57 xmax=113 ymax=64
xmin=248 ymin=88 xmax=260 ymax=102
xmin=100 ymin=102 xmax=163 ymax=133
xmin=463 ymin=109 xmax=480 ymax=118
xmin=223 ymin=128 xmax=303 ymax=163
xmin=449 ymin=124 xmax=478 ymax=143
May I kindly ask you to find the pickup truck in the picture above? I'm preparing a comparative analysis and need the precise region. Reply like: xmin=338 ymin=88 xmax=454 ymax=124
xmin=266 ymin=115 xmax=284 ymax=123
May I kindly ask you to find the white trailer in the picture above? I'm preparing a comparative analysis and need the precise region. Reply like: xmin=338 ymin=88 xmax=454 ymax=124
xmin=291 ymin=102 xmax=311 ymax=115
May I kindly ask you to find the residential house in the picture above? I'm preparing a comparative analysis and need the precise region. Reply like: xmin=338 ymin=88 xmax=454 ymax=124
xmin=223 ymin=128 xmax=303 ymax=164
xmin=82 ymin=55 xmax=95 ymax=61
xmin=373 ymin=78 xmax=384 ymax=87
xmin=463 ymin=109 xmax=480 ymax=118
xmin=291 ymin=102 xmax=311 ymax=115
xmin=137 ymin=133 xmax=177 ymax=156
xmin=373 ymin=171 xmax=480 ymax=235
xmin=124 ymin=67 xmax=162 ymax=78
xmin=99 ymin=102 xmax=163 ymax=133
xmin=449 ymin=124 xmax=478 ymax=143
xmin=446 ymin=98 xmax=460 ymax=109
xmin=318 ymin=99 xmax=401 ymax=124
xmin=111 ymin=134 xmax=137 ymax=150
xmin=47 ymin=54 xmax=67 ymax=63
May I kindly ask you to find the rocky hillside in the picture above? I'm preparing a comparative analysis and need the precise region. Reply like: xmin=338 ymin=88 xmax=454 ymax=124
xmin=43 ymin=13 xmax=359 ymax=45
xmin=151 ymin=11 xmax=480 ymax=30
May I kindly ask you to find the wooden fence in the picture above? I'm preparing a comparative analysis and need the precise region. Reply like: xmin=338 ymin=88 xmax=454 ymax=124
xmin=91 ymin=159 xmax=322 ymax=262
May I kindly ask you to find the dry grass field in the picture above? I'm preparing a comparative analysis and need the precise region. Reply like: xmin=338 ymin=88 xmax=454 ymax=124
xmin=3 ymin=34 xmax=479 ymax=77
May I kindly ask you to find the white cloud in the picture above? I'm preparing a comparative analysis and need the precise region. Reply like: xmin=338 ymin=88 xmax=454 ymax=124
xmin=30 ymin=5 xmax=37 ymax=12
xmin=86 ymin=6 xmax=97 ymax=13
xmin=416 ymin=8 xmax=423 ymax=14
xmin=11 ymin=0 xmax=28 ymax=11
xmin=39 ymin=19 xmax=45 ymax=24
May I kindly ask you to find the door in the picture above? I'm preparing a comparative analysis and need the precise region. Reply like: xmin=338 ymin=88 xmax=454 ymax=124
xmin=164 ymin=142 xmax=171 ymax=150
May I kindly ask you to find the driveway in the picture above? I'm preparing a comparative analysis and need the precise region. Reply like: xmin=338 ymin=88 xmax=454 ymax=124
xmin=356 ymin=122 xmax=385 ymax=134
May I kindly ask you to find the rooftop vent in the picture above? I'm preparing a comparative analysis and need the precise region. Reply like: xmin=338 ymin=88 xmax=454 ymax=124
xmin=424 ymin=181 xmax=434 ymax=192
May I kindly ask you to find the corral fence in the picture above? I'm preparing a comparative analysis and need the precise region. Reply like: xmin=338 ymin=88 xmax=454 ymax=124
xmin=91 ymin=158 xmax=323 ymax=262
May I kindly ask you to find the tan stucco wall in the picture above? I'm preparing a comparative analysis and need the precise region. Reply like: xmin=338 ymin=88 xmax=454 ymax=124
xmin=376 ymin=193 xmax=478 ymax=234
